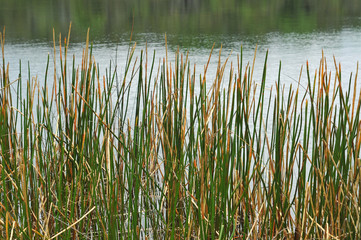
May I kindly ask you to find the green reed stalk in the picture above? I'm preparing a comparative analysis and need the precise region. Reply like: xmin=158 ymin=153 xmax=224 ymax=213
xmin=0 ymin=27 xmax=360 ymax=239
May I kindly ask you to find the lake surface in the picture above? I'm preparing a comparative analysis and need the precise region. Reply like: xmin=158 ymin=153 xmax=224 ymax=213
xmin=1 ymin=0 xmax=361 ymax=94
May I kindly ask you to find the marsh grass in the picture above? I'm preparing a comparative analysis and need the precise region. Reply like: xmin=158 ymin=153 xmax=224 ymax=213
xmin=1 ymin=26 xmax=361 ymax=239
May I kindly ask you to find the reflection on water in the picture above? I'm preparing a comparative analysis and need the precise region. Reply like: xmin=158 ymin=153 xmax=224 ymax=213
xmin=1 ymin=0 xmax=361 ymax=44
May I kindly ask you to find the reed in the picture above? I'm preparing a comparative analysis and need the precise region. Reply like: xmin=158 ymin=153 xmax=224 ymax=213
xmin=0 ymin=27 xmax=360 ymax=239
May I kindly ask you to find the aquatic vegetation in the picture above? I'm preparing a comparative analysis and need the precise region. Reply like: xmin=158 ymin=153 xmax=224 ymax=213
xmin=1 ymin=27 xmax=360 ymax=239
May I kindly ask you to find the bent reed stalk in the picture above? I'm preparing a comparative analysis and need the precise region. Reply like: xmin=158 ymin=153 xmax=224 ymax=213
xmin=0 ymin=27 xmax=361 ymax=239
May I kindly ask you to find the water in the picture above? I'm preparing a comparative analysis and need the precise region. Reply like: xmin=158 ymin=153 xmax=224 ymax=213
xmin=2 ymin=0 xmax=361 ymax=118
xmin=4 ymin=28 xmax=361 ymax=89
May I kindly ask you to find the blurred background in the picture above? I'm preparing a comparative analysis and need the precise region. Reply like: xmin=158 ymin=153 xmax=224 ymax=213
xmin=1 ymin=0 xmax=361 ymax=44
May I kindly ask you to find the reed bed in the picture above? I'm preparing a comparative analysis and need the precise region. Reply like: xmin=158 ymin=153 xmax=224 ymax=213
xmin=1 ymin=27 xmax=360 ymax=239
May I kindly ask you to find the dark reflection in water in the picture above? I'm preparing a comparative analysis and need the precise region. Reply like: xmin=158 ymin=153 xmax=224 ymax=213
xmin=1 ymin=0 xmax=361 ymax=45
